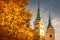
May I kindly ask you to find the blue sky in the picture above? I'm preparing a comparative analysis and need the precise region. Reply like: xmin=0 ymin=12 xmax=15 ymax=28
xmin=27 ymin=0 xmax=60 ymax=40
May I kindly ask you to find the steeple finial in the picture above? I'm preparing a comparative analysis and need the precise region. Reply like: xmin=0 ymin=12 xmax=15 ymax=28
xmin=36 ymin=2 xmax=41 ymax=20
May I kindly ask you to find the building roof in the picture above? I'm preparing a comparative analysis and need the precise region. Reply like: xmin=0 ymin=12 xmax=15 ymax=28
xmin=47 ymin=14 xmax=53 ymax=29
xmin=36 ymin=3 xmax=41 ymax=20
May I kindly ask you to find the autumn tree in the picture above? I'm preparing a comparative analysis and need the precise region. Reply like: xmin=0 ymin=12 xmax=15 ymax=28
xmin=0 ymin=0 xmax=33 ymax=40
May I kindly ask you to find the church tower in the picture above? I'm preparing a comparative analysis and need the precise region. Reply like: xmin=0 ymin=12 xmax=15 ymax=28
xmin=46 ymin=14 xmax=55 ymax=40
xmin=34 ymin=3 xmax=44 ymax=40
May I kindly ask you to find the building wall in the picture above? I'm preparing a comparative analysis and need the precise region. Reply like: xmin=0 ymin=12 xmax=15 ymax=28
xmin=46 ymin=28 xmax=55 ymax=40
xmin=34 ymin=19 xmax=44 ymax=40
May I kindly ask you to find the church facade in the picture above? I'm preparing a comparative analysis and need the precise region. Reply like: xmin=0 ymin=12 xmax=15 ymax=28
xmin=33 ymin=4 xmax=55 ymax=40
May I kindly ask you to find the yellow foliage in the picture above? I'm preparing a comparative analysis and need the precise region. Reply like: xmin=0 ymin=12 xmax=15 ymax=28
xmin=0 ymin=0 xmax=33 ymax=40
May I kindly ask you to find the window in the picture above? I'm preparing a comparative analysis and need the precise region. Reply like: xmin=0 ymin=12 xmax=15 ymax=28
xmin=36 ymin=27 xmax=38 ymax=29
xmin=50 ymin=34 xmax=52 ymax=38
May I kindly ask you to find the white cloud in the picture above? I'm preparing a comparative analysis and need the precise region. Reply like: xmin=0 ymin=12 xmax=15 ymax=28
xmin=52 ymin=18 xmax=60 ymax=40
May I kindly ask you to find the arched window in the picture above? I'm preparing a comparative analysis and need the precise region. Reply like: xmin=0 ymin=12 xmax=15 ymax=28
xmin=50 ymin=34 xmax=52 ymax=38
xmin=36 ymin=27 xmax=38 ymax=29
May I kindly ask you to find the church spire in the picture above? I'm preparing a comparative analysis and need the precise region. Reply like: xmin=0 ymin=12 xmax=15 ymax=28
xmin=36 ymin=2 xmax=41 ymax=20
xmin=47 ymin=13 xmax=53 ymax=29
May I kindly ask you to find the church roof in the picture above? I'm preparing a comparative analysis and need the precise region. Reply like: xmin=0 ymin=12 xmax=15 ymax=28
xmin=36 ymin=3 xmax=41 ymax=20
xmin=47 ymin=14 xmax=53 ymax=29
